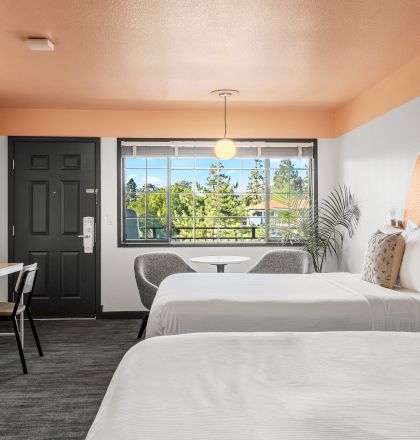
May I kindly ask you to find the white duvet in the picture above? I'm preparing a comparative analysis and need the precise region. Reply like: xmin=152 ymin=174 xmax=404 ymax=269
xmin=146 ymin=272 xmax=420 ymax=337
xmin=87 ymin=332 xmax=420 ymax=440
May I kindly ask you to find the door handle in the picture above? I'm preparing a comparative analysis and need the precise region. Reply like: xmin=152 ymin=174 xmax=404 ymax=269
xmin=80 ymin=217 xmax=94 ymax=253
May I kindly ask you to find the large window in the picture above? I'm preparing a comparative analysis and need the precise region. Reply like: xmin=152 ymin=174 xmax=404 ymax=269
xmin=118 ymin=139 xmax=316 ymax=245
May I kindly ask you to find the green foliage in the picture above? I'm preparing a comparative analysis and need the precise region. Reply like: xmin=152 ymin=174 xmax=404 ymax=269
xmin=271 ymin=159 xmax=307 ymax=195
xmin=196 ymin=163 xmax=241 ymax=216
xmin=243 ymin=159 xmax=265 ymax=206
xmin=126 ymin=182 xmax=166 ymax=239
xmin=195 ymin=163 xmax=246 ymax=241
xmin=171 ymin=180 xmax=195 ymax=240
xmin=171 ymin=180 xmax=194 ymax=217
xmin=125 ymin=158 xmax=313 ymax=243
xmin=282 ymin=185 xmax=361 ymax=272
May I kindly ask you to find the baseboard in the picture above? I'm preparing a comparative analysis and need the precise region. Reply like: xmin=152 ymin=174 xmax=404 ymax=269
xmin=97 ymin=310 xmax=147 ymax=319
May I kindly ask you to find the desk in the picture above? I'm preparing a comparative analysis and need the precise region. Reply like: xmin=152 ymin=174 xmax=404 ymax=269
xmin=190 ymin=256 xmax=250 ymax=273
xmin=0 ymin=262 xmax=23 ymax=277
xmin=0 ymin=262 xmax=24 ymax=344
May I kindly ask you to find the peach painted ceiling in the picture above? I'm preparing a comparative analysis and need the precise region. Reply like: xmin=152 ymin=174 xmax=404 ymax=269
xmin=0 ymin=0 xmax=420 ymax=111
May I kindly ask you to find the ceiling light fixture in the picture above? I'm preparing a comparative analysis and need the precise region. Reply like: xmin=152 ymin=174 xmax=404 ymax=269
xmin=211 ymin=89 xmax=239 ymax=160
xmin=24 ymin=38 xmax=54 ymax=52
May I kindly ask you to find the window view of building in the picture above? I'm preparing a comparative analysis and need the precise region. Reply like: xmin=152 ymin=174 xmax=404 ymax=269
xmin=120 ymin=140 xmax=315 ymax=245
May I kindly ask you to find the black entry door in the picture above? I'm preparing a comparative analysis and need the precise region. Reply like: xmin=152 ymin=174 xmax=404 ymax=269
xmin=11 ymin=138 xmax=99 ymax=317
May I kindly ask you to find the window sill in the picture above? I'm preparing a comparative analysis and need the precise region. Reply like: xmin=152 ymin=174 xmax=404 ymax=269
xmin=117 ymin=241 xmax=302 ymax=248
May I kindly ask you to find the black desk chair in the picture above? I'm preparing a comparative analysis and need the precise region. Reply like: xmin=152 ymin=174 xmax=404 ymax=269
xmin=0 ymin=263 xmax=43 ymax=374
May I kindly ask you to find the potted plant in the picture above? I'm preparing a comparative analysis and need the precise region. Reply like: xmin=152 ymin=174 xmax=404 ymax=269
xmin=281 ymin=185 xmax=361 ymax=272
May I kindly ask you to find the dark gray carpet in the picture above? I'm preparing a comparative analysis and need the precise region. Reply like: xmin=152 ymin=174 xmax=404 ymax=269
xmin=0 ymin=319 xmax=141 ymax=440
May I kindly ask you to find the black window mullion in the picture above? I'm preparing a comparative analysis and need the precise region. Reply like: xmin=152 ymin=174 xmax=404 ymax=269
xmin=145 ymin=162 xmax=148 ymax=239
xmin=193 ymin=160 xmax=196 ymax=244
xmin=264 ymin=159 xmax=270 ymax=242
xmin=166 ymin=158 xmax=171 ymax=243
xmin=122 ymin=156 xmax=127 ymax=242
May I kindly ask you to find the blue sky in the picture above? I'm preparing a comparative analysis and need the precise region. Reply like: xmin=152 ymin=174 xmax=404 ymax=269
xmin=125 ymin=157 xmax=309 ymax=191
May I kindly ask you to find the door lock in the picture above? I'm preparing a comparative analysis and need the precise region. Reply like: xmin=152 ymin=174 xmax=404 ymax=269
xmin=79 ymin=217 xmax=94 ymax=253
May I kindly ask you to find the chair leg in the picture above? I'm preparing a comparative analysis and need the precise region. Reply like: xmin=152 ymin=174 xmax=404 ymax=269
xmin=27 ymin=309 xmax=43 ymax=357
xmin=137 ymin=312 xmax=149 ymax=339
xmin=12 ymin=317 xmax=27 ymax=374
xmin=20 ymin=312 xmax=24 ymax=348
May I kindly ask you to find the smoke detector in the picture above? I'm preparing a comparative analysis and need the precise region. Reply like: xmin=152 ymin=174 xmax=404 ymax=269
xmin=24 ymin=38 xmax=54 ymax=52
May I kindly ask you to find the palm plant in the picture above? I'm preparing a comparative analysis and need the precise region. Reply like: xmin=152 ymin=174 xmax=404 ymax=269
xmin=280 ymin=186 xmax=360 ymax=272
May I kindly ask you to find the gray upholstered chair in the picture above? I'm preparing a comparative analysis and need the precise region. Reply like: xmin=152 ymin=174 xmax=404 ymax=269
xmin=247 ymin=249 xmax=314 ymax=274
xmin=134 ymin=252 xmax=196 ymax=338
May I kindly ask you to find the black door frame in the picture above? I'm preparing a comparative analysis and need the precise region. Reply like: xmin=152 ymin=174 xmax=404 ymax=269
xmin=8 ymin=136 xmax=102 ymax=317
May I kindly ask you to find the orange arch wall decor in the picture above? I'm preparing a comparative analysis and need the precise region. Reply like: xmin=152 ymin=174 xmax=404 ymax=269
xmin=405 ymin=155 xmax=420 ymax=225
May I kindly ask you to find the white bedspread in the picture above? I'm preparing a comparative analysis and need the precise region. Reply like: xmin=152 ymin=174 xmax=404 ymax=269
xmin=86 ymin=332 xmax=420 ymax=440
xmin=146 ymin=272 xmax=420 ymax=337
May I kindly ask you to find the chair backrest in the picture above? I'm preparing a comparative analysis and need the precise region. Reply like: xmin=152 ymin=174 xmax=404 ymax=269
xmin=248 ymin=249 xmax=314 ymax=274
xmin=134 ymin=252 xmax=196 ymax=310
xmin=13 ymin=263 xmax=38 ymax=315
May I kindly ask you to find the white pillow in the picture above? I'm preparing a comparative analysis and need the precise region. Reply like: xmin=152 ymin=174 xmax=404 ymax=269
xmin=399 ymin=226 xmax=420 ymax=291
xmin=406 ymin=219 xmax=418 ymax=230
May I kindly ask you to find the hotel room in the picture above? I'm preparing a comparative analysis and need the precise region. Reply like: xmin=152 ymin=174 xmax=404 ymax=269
xmin=1 ymin=1 xmax=420 ymax=438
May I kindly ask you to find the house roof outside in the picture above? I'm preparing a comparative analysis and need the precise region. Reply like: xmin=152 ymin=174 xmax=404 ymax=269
xmin=247 ymin=199 xmax=310 ymax=211
xmin=247 ymin=200 xmax=289 ymax=211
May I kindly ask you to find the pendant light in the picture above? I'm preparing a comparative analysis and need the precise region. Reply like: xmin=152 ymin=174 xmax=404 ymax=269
xmin=212 ymin=89 xmax=239 ymax=160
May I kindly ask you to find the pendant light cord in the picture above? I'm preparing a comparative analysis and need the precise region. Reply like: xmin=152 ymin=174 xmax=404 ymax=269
xmin=224 ymin=95 xmax=227 ymax=138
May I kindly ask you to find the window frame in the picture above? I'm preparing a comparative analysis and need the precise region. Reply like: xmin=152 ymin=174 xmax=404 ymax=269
xmin=117 ymin=137 xmax=318 ymax=247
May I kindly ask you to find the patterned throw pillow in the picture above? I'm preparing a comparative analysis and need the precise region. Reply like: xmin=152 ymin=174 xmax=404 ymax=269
xmin=362 ymin=231 xmax=406 ymax=288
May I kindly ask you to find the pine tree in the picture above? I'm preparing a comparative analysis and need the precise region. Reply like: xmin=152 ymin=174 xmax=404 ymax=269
xmin=271 ymin=159 xmax=310 ymax=196
xmin=196 ymin=163 xmax=240 ymax=216
xmin=125 ymin=178 xmax=138 ymax=203
xmin=272 ymin=160 xmax=294 ymax=194
xmin=243 ymin=159 xmax=265 ymax=206
xmin=196 ymin=162 xmax=244 ymax=240
xmin=171 ymin=180 xmax=194 ymax=217
xmin=170 ymin=180 xmax=195 ymax=241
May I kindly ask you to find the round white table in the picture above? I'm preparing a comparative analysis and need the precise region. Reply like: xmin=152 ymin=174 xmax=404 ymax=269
xmin=190 ymin=256 xmax=250 ymax=273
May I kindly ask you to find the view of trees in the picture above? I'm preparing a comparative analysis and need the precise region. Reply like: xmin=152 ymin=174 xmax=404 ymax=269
xmin=125 ymin=159 xmax=310 ymax=242
xmin=271 ymin=159 xmax=309 ymax=195
xmin=243 ymin=159 xmax=264 ymax=206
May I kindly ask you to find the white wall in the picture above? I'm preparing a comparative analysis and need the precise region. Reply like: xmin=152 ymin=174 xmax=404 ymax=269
xmin=316 ymin=138 xmax=340 ymax=272
xmin=337 ymin=97 xmax=420 ymax=272
xmin=0 ymin=136 xmax=8 ymax=300
xmin=100 ymin=137 xmax=338 ymax=311
xmin=0 ymin=134 xmax=337 ymax=311
xmin=3 ymin=101 xmax=418 ymax=311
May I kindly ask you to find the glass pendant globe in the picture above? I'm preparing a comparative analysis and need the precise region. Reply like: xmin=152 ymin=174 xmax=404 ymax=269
xmin=214 ymin=138 xmax=236 ymax=160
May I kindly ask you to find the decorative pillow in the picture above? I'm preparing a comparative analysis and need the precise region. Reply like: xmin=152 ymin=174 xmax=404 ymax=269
xmin=399 ymin=226 xmax=420 ymax=291
xmin=362 ymin=231 xmax=405 ymax=288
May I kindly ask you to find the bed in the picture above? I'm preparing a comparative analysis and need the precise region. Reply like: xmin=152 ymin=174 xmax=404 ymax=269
xmin=86 ymin=331 xmax=420 ymax=440
xmin=146 ymin=272 xmax=420 ymax=337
